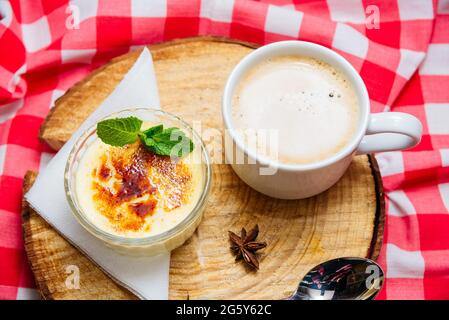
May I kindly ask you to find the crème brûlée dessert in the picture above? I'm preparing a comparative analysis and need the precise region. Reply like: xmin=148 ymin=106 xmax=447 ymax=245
xmin=73 ymin=122 xmax=206 ymax=240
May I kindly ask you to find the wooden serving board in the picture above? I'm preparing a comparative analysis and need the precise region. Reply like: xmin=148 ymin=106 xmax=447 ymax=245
xmin=22 ymin=37 xmax=385 ymax=300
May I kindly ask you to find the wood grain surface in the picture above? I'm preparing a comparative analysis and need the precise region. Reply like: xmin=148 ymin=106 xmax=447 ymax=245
xmin=23 ymin=37 xmax=384 ymax=300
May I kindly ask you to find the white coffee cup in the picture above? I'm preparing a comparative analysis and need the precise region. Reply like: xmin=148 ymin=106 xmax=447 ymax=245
xmin=222 ymin=41 xmax=422 ymax=199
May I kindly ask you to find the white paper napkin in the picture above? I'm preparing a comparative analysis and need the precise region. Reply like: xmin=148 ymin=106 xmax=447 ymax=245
xmin=25 ymin=48 xmax=170 ymax=300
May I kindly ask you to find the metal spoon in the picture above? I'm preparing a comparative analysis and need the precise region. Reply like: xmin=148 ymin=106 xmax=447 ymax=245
xmin=288 ymin=257 xmax=384 ymax=300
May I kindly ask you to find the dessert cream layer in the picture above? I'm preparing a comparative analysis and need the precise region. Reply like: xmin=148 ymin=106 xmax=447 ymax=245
xmin=75 ymin=127 xmax=203 ymax=238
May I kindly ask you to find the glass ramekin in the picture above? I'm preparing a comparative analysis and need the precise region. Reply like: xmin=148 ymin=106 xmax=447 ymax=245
xmin=64 ymin=108 xmax=211 ymax=256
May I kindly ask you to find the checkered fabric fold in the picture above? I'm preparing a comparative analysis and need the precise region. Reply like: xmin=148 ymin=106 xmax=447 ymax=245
xmin=0 ymin=0 xmax=448 ymax=300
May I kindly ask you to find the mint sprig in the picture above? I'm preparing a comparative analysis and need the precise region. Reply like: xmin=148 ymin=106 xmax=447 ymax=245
xmin=96 ymin=116 xmax=194 ymax=157
xmin=140 ymin=127 xmax=194 ymax=158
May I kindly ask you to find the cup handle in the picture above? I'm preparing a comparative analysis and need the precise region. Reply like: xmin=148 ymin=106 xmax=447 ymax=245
xmin=356 ymin=112 xmax=423 ymax=155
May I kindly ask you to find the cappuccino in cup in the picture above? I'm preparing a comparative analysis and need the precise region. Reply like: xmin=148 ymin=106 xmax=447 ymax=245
xmin=231 ymin=55 xmax=360 ymax=165
xmin=223 ymin=41 xmax=421 ymax=199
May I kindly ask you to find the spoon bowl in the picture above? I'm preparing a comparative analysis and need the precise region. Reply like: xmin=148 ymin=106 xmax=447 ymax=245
xmin=289 ymin=257 xmax=384 ymax=300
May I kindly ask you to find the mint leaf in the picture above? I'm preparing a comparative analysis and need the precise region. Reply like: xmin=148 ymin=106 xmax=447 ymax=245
xmin=97 ymin=116 xmax=142 ymax=146
xmin=141 ymin=126 xmax=194 ymax=157
xmin=142 ymin=124 xmax=163 ymax=137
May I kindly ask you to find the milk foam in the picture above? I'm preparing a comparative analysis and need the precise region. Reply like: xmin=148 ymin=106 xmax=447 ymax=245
xmin=232 ymin=55 xmax=359 ymax=164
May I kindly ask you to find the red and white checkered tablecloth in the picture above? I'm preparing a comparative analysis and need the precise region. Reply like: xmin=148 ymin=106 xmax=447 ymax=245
xmin=0 ymin=0 xmax=448 ymax=300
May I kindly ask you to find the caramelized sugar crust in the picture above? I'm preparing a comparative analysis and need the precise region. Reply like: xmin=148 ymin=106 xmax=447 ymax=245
xmin=91 ymin=142 xmax=192 ymax=233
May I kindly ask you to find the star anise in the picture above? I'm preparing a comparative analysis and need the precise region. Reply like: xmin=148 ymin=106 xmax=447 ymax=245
xmin=228 ymin=224 xmax=267 ymax=270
